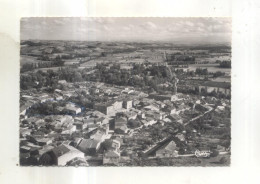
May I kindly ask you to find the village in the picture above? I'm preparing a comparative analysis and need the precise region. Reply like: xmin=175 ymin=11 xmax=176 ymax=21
xmin=19 ymin=39 xmax=231 ymax=166
xmin=20 ymin=71 xmax=231 ymax=166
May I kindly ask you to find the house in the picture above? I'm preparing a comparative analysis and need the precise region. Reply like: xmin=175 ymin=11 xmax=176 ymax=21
xmin=141 ymin=118 xmax=157 ymax=127
xmin=114 ymin=117 xmax=127 ymax=129
xmin=176 ymin=103 xmax=190 ymax=114
xmin=38 ymin=95 xmax=54 ymax=103
xmin=144 ymin=104 xmax=160 ymax=111
xmin=111 ymin=139 xmax=121 ymax=151
xmin=64 ymin=104 xmax=81 ymax=115
xmin=154 ymin=101 xmax=166 ymax=108
xmin=61 ymin=125 xmax=76 ymax=136
xmin=146 ymin=111 xmax=164 ymax=121
xmin=73 ymin=121 xmax=88 ymax=130
xmin=90 ymin=110 xmax=106 ymax=118
xmin=123 ymin=111 xmax=137 ymax=120
xmin=53 ymin=116 xmax=67 ymax=124
xmin=54 ymin=94 xmax=63 ymax=101
xmin=94 ymin=103 xmax=115 ymax=115
xmin=90 ymin=129 xmax=107 ymax=142
xmin=83 ymin=118 xmax=95 ymax=125
xmin=133 ymin=100 xmax=140 ymax=107
xmin=156 ymin=141 xmax=178 ymax=158
xmin=54 ymin=89 xmax=63 ymax=95
xmin=89 ymin=87 xmax=100 ymax=95
xmin=20 ymin=105 xmax=28 ymax=116
xmin=87 ymin=124 xmax=99 ymax=132
xmin=20 ymin=128 xmax=32 ymax=138
xmin=104 ymin=89 xmax=112 ymax=96
xmin=163 ymin=106 xmax=176 ymax=115
xmin=123 ymin=99 xmax=132 ymax=109
xmin=94 ymin=117 xmax=105 ymax=125
xmin=58 ymin=80 xmax=67 ymax=84
xmin=38 ymin=145 xmax=55 ymax=157
xmin=49 ymin=144 xmax=85 ymax=166
xmin=103 ymin=150 xmax=120 ymax=165
xmin=20 ymin=145 xmax=32 ymax=153
xmin=114 ymin=118 xmax=128 ymax=134
xmin=64 ymin=93 xmax=72 ymax=98
xmin=101 ymin=117 xmax=110 ymax=125
xmin=115 ymin=125 xmax=128 ymax=134
xmin=77 ymin=138 xmax=101 ymax=155
xmin=113 ymin=101 xmax=123 ymax=110
xmin=194 ymin=104 xmax=209 ymax=112
xmin=175 ymin=133 xmax=185 ymax=142
xmin=168 ymin=114 xmax=183 ymax=124
xmin=121 ymin=88 xmax=134 ymax=94
xmin=114 ymin=117 xmax=128 ymax=134
xmin=34 ymin=137 xmax=53 ymax=146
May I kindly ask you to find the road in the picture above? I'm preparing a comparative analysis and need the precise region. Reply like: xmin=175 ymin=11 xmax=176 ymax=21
xmin=141 ymin=129 xmax=179 ymax=157
xmin=184 ymin=105 xmax=215 ymax=126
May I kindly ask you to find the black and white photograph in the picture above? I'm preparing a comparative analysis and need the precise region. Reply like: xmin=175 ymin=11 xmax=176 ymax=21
xmin=19 ymin=17 xmax=231 ymax=166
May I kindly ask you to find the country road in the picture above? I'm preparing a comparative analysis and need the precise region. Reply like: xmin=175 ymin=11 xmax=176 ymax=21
xmin=184 ymin=105 xmax=215 ymax=126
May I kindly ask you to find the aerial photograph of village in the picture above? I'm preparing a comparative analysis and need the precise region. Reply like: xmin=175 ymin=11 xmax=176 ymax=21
xmin=19 ymin=17 xmax=231 ymax=166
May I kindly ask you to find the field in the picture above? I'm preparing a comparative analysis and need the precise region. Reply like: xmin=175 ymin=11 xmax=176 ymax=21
xmin=20 ymin=55 xmax=45 ymax=66
xmin=196 ymin=55 xmax=230 ymax=63
xmin=31 ymin=66 xmax=62 ymax=72
xmin=64 ymin=59 xmax=80 ymax=65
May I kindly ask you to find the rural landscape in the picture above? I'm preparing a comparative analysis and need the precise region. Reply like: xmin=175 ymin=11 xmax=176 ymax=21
xmin=20 ymin=18 xmax=231 ymax=166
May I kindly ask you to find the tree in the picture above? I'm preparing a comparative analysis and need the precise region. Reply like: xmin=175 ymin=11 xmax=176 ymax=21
xmin=101 ymin=140 xmax=112 ymax=151
xmin=26 ymin=156 xmax=39 ymax=166
xmin=219 ymin=156 xmax=228 ymax=164
xmin=210 ymin=120 xmax=219 ymax=127
xmin=178 ymin=148 xmax=186 ymax=155
xmin=211 ymin=149 xmax=219 ymax=157
xmin=39 ymin=153 xmax=54 ymax=165
xmin=74 ymin=72 xmax=83 ymax=82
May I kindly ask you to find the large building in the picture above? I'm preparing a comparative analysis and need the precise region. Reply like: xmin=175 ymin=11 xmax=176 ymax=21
xmin=123 ymin=99 xmax=132 ymax=109
xmin=77 ymin=138 xmax=101 ymax=155
xmin=198 ymin=81 xmax=231 ymax=96
xmin=94 ymin=103 xmax=115 ymax=115
xmin=48 ymin=144 xmax=85 ymax=166
xmin=94 ymin=101 xmax=123 ymax=115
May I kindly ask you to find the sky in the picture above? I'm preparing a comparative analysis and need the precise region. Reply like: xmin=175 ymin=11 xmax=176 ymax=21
xmin=21 ymin=17 xmax=231 ymax=44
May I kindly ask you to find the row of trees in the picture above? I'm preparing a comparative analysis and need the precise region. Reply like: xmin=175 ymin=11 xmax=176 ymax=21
xmin=219 ymin=60 xmax=231 ymax=68
xmin=94 ymin=63 xmax=173 ymax=91
xmin=21 ymin=57 xmax=65 ymax=73
xmin=20 ymin=67 xmax=93 ymax=90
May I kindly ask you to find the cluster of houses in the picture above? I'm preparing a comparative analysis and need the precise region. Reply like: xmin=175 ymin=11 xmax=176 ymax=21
xmin=20 ymin=80 xmax=230 ymax=166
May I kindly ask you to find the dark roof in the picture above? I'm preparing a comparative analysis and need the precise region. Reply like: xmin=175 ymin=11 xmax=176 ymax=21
xmin=51 ymin=144 xmax=73 ymax=157
xmin=115 ymin=118 xmax=127 ymax=124
xmin=78 ymin=139 xmax=99 ymax=149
